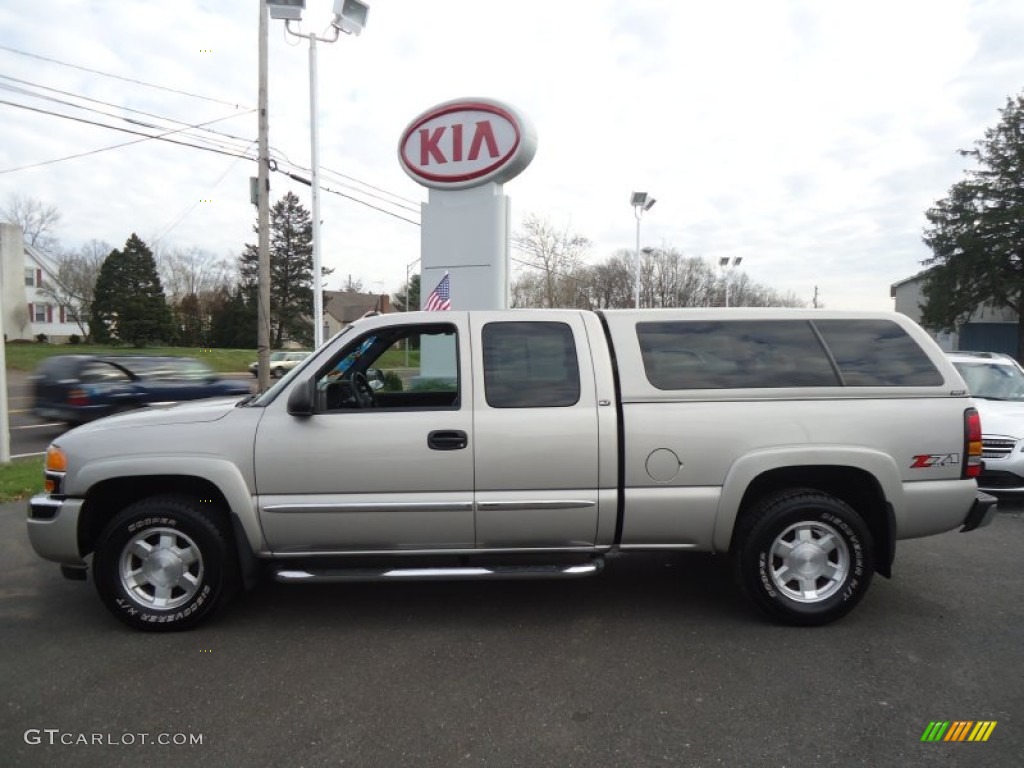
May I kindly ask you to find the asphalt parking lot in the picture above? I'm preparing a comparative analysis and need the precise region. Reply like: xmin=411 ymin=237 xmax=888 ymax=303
xmin=1 ymin=501 xmax=1022 ymax=768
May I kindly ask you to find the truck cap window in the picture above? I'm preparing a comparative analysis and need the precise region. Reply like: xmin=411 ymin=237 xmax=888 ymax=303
xmin=483 ymin=322 xmax=581 ymax=408
xmin=637 ymin=319 xmax=942 ymax=390
xmin=813 ymin=319 xmax=943 ymax=386
xmin=637 ymin=320 xmax=839 ymax=389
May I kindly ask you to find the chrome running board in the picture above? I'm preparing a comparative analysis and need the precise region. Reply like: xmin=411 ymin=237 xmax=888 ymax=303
xmin=274 ymin=560 xmax=604 ymax=584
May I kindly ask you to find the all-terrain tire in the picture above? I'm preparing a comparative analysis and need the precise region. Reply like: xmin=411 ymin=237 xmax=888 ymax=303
xmin=93 ymin=496 xmax=235 ymax=631
xmin=732 ymin=489 xmax=874 ymax=626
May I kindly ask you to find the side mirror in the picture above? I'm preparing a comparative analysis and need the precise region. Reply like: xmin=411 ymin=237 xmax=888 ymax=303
xmin=287 ymin=378 xmax=314 ymax=416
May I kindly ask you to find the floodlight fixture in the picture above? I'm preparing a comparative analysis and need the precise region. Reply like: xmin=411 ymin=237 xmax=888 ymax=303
xmin=332 ymin=0 xmax=369 ymax=35
xmin=267 ymin=0 xmax=305 ymax=22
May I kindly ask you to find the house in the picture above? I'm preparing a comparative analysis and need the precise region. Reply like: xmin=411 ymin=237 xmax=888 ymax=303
xmin=323 ymin=290 xmax=391 ymax=338
xmin=890 ymin=269 xmax=1018 ymax=356
xmin=0 ymin=223 xmax=86 ymax=342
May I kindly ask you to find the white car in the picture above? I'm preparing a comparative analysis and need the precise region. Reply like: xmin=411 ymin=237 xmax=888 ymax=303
xmin=947 ymin=350 xmax=1024 ymax=493
xmin=249 ymin=351 xmax=310 ymax=378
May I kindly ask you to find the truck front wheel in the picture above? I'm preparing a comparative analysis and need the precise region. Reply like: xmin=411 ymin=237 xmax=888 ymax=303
xmin=93 ymin=497 xmax=234 ymax=631
xmin=733 ymin=489 xmax=874 ymax=626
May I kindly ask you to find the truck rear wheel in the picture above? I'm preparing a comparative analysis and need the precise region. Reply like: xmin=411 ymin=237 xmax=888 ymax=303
xmin=93 ymin=496 xmax=234 ymax=631
xmin=733 ymin=489 xmax=874 ymax=626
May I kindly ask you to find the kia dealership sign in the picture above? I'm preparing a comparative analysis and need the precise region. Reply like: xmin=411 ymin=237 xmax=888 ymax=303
xmin=398 ymin=98 xmax=537 ymax=189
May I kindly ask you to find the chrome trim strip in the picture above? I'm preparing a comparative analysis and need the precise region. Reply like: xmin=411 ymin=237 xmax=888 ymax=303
xmin=263 ymin=501 xmax=475 ymax=514
xmin=618 ymin=543 xmax=699 ymax=550
xmin=476 ymin=500 xmax=597 ymax=511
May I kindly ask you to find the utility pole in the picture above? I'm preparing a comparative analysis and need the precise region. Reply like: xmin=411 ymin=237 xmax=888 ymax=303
xmin=813 ymin=286 xmax=820 ymax=309
xmin=257 ymin=0 xmax=271 ymax=391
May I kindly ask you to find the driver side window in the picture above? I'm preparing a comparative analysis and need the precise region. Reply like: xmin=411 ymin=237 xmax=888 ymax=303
xmin=314 ymin=323 xmax=460 ymax=412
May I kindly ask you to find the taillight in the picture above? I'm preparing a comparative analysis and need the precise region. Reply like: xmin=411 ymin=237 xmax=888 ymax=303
xmin=67 ymin=388 xmax=90 ymax=406
xmin=964 ymin=408 xmax=983 ymax=479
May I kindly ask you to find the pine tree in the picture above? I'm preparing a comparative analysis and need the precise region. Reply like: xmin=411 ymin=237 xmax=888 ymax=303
xmin=239 ymin=191 xmax=318 ymax=347
xmin=922 ymin=93 xmax=1024 ymax=359
xmin=91 ymin=234 xmax=174 ymax=346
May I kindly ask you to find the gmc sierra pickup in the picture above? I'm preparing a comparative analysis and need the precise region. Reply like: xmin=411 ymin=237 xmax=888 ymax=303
xmin=27 ymin=308 xmax=996 ymax=631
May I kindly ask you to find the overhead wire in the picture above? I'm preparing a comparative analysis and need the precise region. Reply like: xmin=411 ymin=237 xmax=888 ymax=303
xmin=0 ymin=71 xmax=425 ymax=224
xmin=0 ymin=43 xmax=250 ymax=110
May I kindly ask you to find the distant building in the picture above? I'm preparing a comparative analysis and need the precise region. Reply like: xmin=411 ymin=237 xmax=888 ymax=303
xmin=323 ymin=290 xmax=391 ymax=339
xmin=0 ymin=223 xmax=86 ymax=342
xmin=891 ymin=269 xmax=1018 ymax=356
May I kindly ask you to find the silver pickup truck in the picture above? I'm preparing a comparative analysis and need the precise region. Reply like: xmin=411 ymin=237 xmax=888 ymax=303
xmin=27 ymin=309 xmax=995 ymax=631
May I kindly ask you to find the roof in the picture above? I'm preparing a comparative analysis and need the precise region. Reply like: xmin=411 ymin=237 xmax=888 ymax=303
xmin=324 ymin=290 xmax=389 ymax=323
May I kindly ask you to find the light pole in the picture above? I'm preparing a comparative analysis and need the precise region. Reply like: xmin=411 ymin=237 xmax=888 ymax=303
xmin=718 ymin=256 xmax=743 ymax=307
xmin=630 ymin=192 xmax=656 ymax=309
xmin=268 ymin=0 xmax=369 ymax=348
xmin=404 ymin=257 xmax=420 ymax=365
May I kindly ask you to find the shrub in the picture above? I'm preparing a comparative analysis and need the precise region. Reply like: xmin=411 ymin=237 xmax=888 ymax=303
xmin=34 ymin=333 xmax=49 ymax=344
xmin=67 ymin=334 xmax=82 ymax=345
xmin=382 ymin=371 xmax=404 ymax=391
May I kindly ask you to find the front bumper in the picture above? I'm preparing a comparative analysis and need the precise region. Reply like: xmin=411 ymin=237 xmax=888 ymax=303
xmin=26 ymin=494 xmax=86 ymax=566
xmin=960 ymin=491 xmax=998 ymax=533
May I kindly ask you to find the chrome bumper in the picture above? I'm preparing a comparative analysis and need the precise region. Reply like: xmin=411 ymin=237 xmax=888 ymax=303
xmin=26 ymin=494 xmax=86 ymax=566
xmin=960 ymin=491 xmax=998 ymax=533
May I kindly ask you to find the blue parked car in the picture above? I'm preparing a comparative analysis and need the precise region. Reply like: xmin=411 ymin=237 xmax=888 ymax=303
xmin=30 ymin=355 xmax=253 ymax=425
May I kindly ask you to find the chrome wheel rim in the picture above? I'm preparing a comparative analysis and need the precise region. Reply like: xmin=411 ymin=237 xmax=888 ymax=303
xmin=119 ymin=527 xmax=204 ymax=609
xmin=769 ymin=520 xmax=849 ymax=603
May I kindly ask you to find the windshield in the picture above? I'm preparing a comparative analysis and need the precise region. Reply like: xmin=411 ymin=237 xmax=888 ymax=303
xmin=953 ymin=361 xmax=1024 ymax=401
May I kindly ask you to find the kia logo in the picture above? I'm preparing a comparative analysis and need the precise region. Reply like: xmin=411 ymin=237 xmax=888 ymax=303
xmin=398 ymin=98 xmax=537 ymax=190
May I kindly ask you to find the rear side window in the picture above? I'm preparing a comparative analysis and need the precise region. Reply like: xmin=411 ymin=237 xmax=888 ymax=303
xmin=483 ymin=322 xmax=581 ymax=407
xmin=637 ymin=321 xmax=839 ymax=389
xmin=813 ymin=319 xmax=942 ymax=386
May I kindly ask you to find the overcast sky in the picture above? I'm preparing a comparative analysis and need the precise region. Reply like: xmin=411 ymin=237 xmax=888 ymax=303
xmin=1 ymin=0 xmax=1023 ymax=310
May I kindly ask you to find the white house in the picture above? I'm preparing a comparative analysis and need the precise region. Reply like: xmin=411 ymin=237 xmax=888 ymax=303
xmin=0 ymin=223 xmax=86 ymax=341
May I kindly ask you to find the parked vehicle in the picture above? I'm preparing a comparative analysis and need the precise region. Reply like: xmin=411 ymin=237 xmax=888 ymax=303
xmin=27 ymin=309 xmax=994 ymax=631
xmin=947 ymin=350 xmax=1024 ymax=493
xmin=249 ymin=351 xmax=311 ymax=378
xmin=30 ymin=355 xmax=252 ymax=425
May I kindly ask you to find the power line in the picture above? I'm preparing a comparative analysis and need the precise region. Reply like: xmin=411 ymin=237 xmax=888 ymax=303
xmin=0 ymin=101 xmax=256 ymax=173
xmin=285 ymin=171 xmax=420 ymax=226
xmin=1 ymin=72 xmax=424 ymax=214
xmin=0 ymin=73 xmax=258 ymax=152
xmin=0 ymin=43 xmax=250 ymax=110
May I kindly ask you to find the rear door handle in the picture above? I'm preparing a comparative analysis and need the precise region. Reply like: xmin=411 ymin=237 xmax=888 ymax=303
xmin=428 ymin=430 xmax=468 ymax=450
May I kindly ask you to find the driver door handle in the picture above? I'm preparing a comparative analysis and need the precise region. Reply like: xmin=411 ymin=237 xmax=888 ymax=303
xmin=428 ymin=430 xmax=468 ymax=451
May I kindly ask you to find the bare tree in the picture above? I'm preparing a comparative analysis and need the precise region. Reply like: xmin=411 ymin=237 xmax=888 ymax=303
xmin=513 ymin=214 xmax=591 ymax=307
xmin=158 ymin=246 xmax=233 ymax=303
xmin=340 ymin=274 xmax=365 ymax=293
xmin=36 ymin=240 xmax=110 ymax=339
xmin=2 ymin=194 xmax=62 ymax=252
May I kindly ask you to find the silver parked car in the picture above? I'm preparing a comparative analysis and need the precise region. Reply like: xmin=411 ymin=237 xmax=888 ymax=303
xmin=948 ymin=350 xmax=1024 ymax=493
xmin=248 ymin=350 xmax=310 ymax=378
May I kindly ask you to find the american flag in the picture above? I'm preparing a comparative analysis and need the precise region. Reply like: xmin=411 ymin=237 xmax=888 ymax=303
xmin=425 ymin=272 xmax=451 ymax=311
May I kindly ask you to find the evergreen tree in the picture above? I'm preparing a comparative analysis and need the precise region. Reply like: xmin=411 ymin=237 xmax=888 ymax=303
xmin=209 ymin=286 xmax=256 ymax=349
xmin=921 ymin=93 xmax=1024 ymax=360
xmin=239 ymin=191 xmax=318 ymax=347
xmin=392 ymin=274 xmax=420 ymax=312
xmin=91 ymin=234 xmax=174 ymax=346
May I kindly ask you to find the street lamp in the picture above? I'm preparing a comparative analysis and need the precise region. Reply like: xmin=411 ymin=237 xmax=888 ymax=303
xmin=404 ymin=257 xmax=420 ymax=365
xmin=630 ymin=192 xmax=656 ymax=309
xmin=268 ymin=0 xmax=370 ymax=348
xmin=719 ymin=256 xmax=743 ymax=307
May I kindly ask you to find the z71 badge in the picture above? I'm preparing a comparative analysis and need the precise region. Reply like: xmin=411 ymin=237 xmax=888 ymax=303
xmin=911 ymin=454 xmax=960 ymax=468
